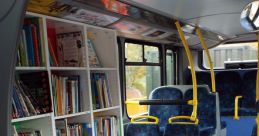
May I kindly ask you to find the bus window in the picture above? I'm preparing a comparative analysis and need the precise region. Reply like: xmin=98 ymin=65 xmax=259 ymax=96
xmin=166 ymin=49 xmax=175 ymax=85
xmin=124 ymin=43 xmax=161 ymax=117
xmin=203 ymin=42 xmax=258 ymax=69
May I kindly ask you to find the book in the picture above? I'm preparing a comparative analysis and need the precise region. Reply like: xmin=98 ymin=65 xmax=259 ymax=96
xmin=56 ymin=32 xmax=86 ymax=67
xmin=87 ymin=39 xmax=101 ymax=67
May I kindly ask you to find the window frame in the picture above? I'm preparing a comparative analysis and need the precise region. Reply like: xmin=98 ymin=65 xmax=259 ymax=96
xmin=119 ymin=38 xmax=178 ymax=118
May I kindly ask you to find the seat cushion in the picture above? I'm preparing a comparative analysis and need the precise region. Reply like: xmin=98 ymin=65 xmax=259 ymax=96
xmin=163 ymin=124 xmax=200 ymax=136
xmin=126 ymin=124 xmax=160 ymax=136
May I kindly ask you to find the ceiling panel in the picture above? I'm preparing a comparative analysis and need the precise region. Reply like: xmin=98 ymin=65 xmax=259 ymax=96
xmin=121 ymin=0 xmax=252 ymax=37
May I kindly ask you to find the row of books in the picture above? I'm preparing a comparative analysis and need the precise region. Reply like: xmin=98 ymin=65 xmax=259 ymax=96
xmin=56 ymin=123 xmax=92 ymax=136
xmin=91 ymin=73 xmax=112 ymax=110
xmin=14 ymin=128 xmax=42 ymax=136
xmin=94 ymin=116 xmax=119 ymax=136
xmin=51 ymin=74 xmax=82 ymax=116
xmin=12 ymin=72 xmax=51 ymax=118
xmin=17 ymin=18 xmax=45 ymax=67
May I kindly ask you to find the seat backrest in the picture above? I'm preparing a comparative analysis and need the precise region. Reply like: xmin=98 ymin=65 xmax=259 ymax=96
xmin=126 ymin=124 xmax=160 ymax=136
xmin=163 ymin=124 xmax=200 ymax=136
xmin=183 ymin=86 xmax=217 ymax=129
xmin=148 ymin=86 xmax=183 ymax=132
xmin=241 ymin=71 xmax=256 ymax=116
xmin=216 ymin=71 xmax=241 ymax=115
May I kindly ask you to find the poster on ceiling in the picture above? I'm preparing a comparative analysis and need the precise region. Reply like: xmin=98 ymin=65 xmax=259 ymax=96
xmin=142 ymin=29 xmax=173 ymax=39
xmin=64 ymin=8 xmax=120 ymax=26
xmin=110 ymin=20 xmax=149 ymax=34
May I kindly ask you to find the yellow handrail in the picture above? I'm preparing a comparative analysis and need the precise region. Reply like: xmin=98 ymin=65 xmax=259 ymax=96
xmin=196 ymin=28 xmax=216 ymax=93
xmin=175 ymin=21 xmax=198 ymax=121
xmin=234 ymin=96 xmax=243 ymax=120
xmin=168 ymin=116 xmax=199 ymax=125
xmin=256 ymin=32 xmax=259 ymax=136
xmin=131 ymin=116 xmax=159 ymax=124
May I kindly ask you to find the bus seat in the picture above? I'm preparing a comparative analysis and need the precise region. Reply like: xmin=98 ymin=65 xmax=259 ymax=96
xmin=126 ymin=124 xmax=161 ymax=136
xmin=183 ymin=86 xmax=217 ymax=135
xmin=148 ymin=86 xmax=183 ymax=134
xmin=251 ymin=124 xmax=257 ymax=136
xmin=163 ymin=124 xmax=200 ymax=136
xmin=216 ymin=71 xmax=241 ymax=115
xmin=241 ymin=71 xmax=256 ymax=116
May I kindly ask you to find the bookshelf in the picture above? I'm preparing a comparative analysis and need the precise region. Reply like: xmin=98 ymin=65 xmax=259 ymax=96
xmin=12 ymin=12 xmax=123 ymax=136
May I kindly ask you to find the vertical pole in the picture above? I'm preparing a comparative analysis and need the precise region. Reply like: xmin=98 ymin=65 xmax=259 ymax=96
xmin=196 ymin=28 xmax=216 ymax=93
xmin=175 ymin=21 xmax=198 ymax=120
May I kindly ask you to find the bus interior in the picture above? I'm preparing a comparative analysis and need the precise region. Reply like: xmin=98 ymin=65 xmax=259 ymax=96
xmin=1 ymin=0 xmax=259 ymax=136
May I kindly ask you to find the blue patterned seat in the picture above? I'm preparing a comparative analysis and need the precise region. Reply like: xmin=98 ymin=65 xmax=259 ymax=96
xmin=240 ymin=71 xmax=256 ymax=116
xmin=148 ymin=86 xmax=183 ymax=134
xmin=216 ymin=71 xmax=241 ymax=115
xmin=251 ymin=124 xmax=257 ymax=136
xmin=183 ymin=86 xmax=217 ymax=136
xmin=163 ymin=124 xmax=200 ymax=136
xmin=126 ymin=124 xmax=161 ymax=136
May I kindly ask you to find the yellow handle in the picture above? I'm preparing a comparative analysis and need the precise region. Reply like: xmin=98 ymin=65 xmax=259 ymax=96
xmin=131 ymin=116 xmax=159 ymax=124
xmin=175 ymin=21 xmax=198 ymax=120
xmin=168 ymin=116 xmax=199 ymax=125
xmin=234 ymin=96 xmax=243 ymax=120
xmin=196 ymin=28 xmax=216 ymax=93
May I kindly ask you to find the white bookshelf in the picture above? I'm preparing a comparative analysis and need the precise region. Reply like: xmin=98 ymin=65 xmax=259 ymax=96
xmin=12 ymin=12 xmax=123 ymax=136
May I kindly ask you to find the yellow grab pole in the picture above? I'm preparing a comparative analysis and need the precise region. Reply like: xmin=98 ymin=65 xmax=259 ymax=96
xmin=196 ymin=28 xmax=216 ymax=93
xmin=175 ymin=21 xmax=198 ymax=120
xmin=256 ymin=33 xmax=259 ymax=136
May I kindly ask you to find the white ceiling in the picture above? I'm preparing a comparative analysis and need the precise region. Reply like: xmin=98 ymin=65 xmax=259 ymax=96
xmin=122 ymin=0 xmax=253 ymax=37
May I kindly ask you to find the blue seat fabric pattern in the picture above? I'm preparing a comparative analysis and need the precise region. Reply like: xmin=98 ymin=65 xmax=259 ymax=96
xmin=251 ymin=124 xmax=257 ymax=136
xmin=148 ymin=86 xmax=183 ymax=134
xmin=126 ymin=124 xmax=160 ymax=136
xmin=163 ymin=124 xmax=200 ymax=136
xmin=183 ymin=87 xmax=217 ymax=136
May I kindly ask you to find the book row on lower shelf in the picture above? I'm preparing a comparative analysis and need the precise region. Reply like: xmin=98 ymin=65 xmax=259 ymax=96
xmin=13 ymin=127 xmax=42 ymax=136
xmin=94 ymin=116 xmax=120 ymax=136
xmin=12 ymin=72 xmax=51 ymax=118
xmin=51 ymin=74 xmax=82 ymax=116
xmin=56 ymin=122 xmax=92 ymax=136
xmin=91 ymin=73 xmax=113 ymax=110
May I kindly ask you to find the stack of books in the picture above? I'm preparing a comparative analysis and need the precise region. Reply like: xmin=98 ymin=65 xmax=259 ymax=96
xmin=91 ymin=73 xmax=112 ymax=110
xmin=17 ymin=17 xmax=45 ymax=67
xmin=15 ymin=128 xmax=42 ymax=136
xmin=51 ymin=74 xmax=82 ymax=116
xmin=94 ymin=116 xmax=119 ymax=136
xmin=12 ymin=72 xmax=52 ymax=118
xmin=56 ymin=123 xmax=91 ymax=136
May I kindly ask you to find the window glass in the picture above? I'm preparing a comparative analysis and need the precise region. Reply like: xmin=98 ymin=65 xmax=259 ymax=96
xmin=126 ymin=66 xmax=161 ymax=117
xmin=166 ymin=50 xmax=174 ymax=85
xmin=144 ymin=46 xmax=159 ymax=63
xmin=125 ymin=43 xmax=142 ymax=62
xmin=203 ymin=42 xmax=258 ymax=68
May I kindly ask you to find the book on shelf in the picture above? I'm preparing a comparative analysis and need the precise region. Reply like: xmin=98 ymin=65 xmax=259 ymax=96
xmin=87 ymin=39 xmax=101 ymax=67
xmin=47 ymin=28 xmax=86 ymax=67
xmin=94 ymin=116 xmax=119 ymax=136
xmin=51 ymin=74 xmax=82 ymax=116
xmin=91 ymin=73 xmax=112 ymax=110
xmin=56 ymin=122 xmax=91 ymax=136
xmin=12 ymin=72 xmax=52 ymax=119
xmin=17 ymin=17 xmax=45 ymax=67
